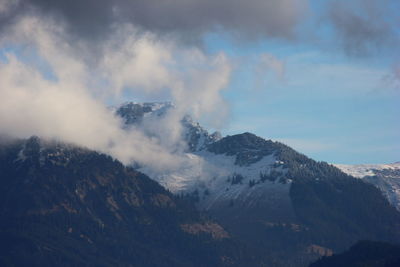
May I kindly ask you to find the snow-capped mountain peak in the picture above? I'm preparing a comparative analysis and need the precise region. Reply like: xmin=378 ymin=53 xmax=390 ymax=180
xmin=115 ymin=101 xmax=222 ymax=152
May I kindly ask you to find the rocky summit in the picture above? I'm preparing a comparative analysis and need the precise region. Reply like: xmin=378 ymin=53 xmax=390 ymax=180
xmin=115 ymin=102 xmax=222 ymax=152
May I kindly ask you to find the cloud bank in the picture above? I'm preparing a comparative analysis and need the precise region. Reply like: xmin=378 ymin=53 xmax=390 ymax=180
xmin=0 ymin=15 xmax=230 ymax=171
xmin=2 ymin=0 xmax=397 ymax=55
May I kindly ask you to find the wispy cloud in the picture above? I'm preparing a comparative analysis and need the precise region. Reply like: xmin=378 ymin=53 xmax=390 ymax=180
xmin=325 ymin=0 xmax=399 ymax=56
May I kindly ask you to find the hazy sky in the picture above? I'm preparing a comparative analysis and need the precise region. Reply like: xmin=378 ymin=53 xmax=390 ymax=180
xmin=0 ymin=0 xmax=399 ymax=164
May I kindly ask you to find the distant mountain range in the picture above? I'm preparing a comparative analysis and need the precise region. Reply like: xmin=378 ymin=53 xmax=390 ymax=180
xmin=0 ymin=102 xmax=399 ymax=267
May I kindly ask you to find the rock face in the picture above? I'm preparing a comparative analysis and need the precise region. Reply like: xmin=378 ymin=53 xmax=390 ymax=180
xmin=336 ymin=163 xmax=400 ymax=211
xmin=116 ymin=102 xmax=174 ymax=125
xmin=182 ymin=115 xmax=222 ymax=152
xmin=0 ymin=137 xmax=250 ymax=267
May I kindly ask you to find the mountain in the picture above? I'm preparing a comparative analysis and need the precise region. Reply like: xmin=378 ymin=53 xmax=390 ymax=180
xmin=310 ymin=240 xmax=400 ymax=267
xmin=115 ymin=102 xmax=221 ymax=152
xmin=184 ymin=133 xmax=400 ymax=266
xmin=0 ymin=136 xmax=252 ymax=267
xmin=336 ymin=163 xmax=400 ymax=211
xmin=114 ymin=102 xmax=400 ymax=266
xmin=1 ymin=102 xmax=397 ymax=266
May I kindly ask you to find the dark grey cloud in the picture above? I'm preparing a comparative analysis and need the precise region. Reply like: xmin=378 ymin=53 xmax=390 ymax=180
xmin=327 ymin=0 xmax=399 ymax=56
xmin=0 ymin=0 xmax=308 ymax=42
xmin=1 ymin=0 xmax=398 ymax=59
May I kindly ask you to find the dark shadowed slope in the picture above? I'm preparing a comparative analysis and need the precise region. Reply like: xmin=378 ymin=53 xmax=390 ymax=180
xmin=0 ymin=137 xmax=251 ymax=267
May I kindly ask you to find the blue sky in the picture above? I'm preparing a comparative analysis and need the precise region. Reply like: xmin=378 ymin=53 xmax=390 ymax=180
xmin=202 ymin=25 xmax=399 ymax=164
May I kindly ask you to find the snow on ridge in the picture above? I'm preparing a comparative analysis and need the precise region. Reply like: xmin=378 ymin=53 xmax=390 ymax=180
xmin=139 ymin=152 xmax=206 ymax=193
xmin=193 ymin=151 xmax=289 ymax=210
xmin=139 ymin=149 xmax=290 ymax=211
xmin=335 ymin=163 xmax=400 ymax=178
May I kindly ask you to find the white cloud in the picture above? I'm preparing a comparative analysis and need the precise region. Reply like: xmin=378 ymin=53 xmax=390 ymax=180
xmin=0 ymin=15 xmax=232 ymax=172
